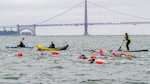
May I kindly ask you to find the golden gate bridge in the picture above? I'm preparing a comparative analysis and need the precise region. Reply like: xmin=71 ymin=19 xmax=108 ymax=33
xmin=1 ymin=0 xmax=150 ymax=35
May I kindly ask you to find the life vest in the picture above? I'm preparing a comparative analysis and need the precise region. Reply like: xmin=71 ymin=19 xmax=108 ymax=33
xmin=128 ymin=36 xmax=131 ymax=40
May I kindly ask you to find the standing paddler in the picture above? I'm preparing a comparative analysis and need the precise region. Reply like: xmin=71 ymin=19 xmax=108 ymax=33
xmin=124 ymin=33 xmax=131 ymax=51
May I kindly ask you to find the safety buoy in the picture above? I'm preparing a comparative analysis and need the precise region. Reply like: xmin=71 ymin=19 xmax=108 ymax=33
xmin=90 ymin=55 xmax=97 ymax=59
xmin=51 ymin=51 xmax=59 ymax=55
xmin=18 ymin=52 xmax=23 ymax=57
xmin=95 ymin=59 xmax=104 ymax=64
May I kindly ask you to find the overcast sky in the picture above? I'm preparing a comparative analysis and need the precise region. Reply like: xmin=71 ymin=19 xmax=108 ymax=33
xmin=0 ymin=0 xmax=150 ymax=35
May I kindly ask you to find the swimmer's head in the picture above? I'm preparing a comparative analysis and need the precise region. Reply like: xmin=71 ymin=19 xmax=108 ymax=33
xmin=112 ymin=51 xmax=117 ymax=56
xmin=81 ymin=55 xmax=85 ymax=57
xmin=99 ymin=49 xmax=103 ymax=53
xmin=89 ymin=59 xmax=95 ymax=64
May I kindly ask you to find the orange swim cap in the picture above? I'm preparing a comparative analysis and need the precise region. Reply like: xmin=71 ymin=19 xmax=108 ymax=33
xmin=126 ymin=54 xmax=132 ymax=57
xmin=99 ymin=48 xmax=103 ymax=53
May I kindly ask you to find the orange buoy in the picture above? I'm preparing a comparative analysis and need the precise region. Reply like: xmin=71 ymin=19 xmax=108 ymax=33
xmin=51 ymin=51 xmax=59 ymax=55
xmin=18 ymin=52 xmax=23 ymax=57
xmin=90 ymin=55 xmax=97 ymax=59
xmin=96 ymin=60 xmax=104 ymax=64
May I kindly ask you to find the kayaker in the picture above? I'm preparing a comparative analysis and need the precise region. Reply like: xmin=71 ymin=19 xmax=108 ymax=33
xmin=49 ymin=41 xmax=55 ymax=48
xmin=17 ymin=40 xmax=25 ymax=47
xmin=124 ymin=33 xmax=131 ymax=51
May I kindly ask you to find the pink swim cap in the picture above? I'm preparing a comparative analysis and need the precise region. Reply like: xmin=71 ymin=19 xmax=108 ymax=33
xmin=78 ymin=56 xmax=83 ymax=59
xmin=112 ymin=51 xmax=117 ymax=56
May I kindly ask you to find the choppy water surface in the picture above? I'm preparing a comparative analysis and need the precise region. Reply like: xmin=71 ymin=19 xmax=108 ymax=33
xmin=0 ymin=35 xmax=150 ymax=84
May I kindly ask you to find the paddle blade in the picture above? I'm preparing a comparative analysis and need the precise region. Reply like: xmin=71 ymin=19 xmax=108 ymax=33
xmin=22 ymin=38 xmax=24 ymax=40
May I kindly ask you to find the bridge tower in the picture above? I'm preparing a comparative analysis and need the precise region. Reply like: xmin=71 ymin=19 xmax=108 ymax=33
xmin=33 ymin=24 xmax=36 ymax=35
xmin=17 ymin=24 xmax=36 ymax=35
xmin=84 ymin=0 xmax=88 ymax=35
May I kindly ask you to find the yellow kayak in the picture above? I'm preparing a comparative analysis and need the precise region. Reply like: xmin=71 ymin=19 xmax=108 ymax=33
xmin=37 ymin=44 xmax=68 ymax=51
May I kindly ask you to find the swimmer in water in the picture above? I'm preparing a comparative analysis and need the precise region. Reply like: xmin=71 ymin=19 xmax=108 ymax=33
xmin=81 ymin=55 xmax=88 ymax=59
xmin=99 ymin=48 xmax=110 ymax=56
xmin=88 ymin=59 xmax=95 ymax=64
xmin=111 ymin=51 xmax=125 ymax=57
xmin=78 ymin=55 xmax=88 ymax=59
xmin=111 ymin=50 xmax=132 ymax=58
xmin=99 ymin=49 xmax=132 ymax=58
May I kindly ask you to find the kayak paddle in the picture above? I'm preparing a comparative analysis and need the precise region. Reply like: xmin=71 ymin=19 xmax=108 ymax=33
xmin=22 ymin=38 xmax=24 ymax=40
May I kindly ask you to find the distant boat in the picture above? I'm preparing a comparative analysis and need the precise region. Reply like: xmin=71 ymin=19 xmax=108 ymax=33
xmin=0 ymin=30 xmax=20 ymax=35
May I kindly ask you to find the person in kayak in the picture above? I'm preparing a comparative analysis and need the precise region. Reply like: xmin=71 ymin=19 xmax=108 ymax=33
xmin=49 ymin=41 xmax=55 ymax=48
xmin=17 ymin=40 xmax=25 ymax=47
xmin=124 ymin=33 xmax=131 ymax=51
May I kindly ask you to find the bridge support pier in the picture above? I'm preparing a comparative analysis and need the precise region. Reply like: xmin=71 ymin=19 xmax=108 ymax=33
xmin=17 ymin=24 xmax=20 ymax=33
xmin=33 ymin=24 xmax=36 ymax=35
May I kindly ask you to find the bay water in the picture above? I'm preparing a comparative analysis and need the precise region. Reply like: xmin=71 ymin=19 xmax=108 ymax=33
xmin=0 ymin=35 xmax=150 ymax=84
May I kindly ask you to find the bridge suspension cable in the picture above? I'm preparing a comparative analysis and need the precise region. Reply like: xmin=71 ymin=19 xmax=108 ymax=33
xmin=15 ymin=0 xmax=150 ymax=35
xmin=36 ymin=1 xmax=85 ymax=24
xmin=88 ymin=1 xmax=150 ymax=21
xmin=36 ymin=0 xmax=150 ymax=25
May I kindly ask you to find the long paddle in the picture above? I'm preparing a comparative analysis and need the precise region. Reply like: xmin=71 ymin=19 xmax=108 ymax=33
xmin=17 ymin=37 xmax=25 ymax=47
xmin=118 ymin=40 xmax=124 ymax=51
xmin=22 ymin=37 xmax=24 ymax=41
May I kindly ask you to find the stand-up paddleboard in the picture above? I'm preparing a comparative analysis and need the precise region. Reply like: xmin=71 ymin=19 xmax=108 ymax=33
xmin=123 ymin=49 xmax=148 ymax=52
xmin=6 ymin=46 xmax=34 ymax=48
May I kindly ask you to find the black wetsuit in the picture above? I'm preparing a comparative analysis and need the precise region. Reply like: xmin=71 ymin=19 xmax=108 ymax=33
xmin=49 ymin=43 xmax=55 ymax=48
xmin=126 ymin=40 xmax=130 ymax=51
xmin=125 ymin=35 xmax=131 ymax=51
xmin=19 ymin=42 xmax=25 ymax=47
xmin=90 ymin=59 xmax=95 ymax=64
xmin=82 ymin=55 xmax=88 ymax=59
